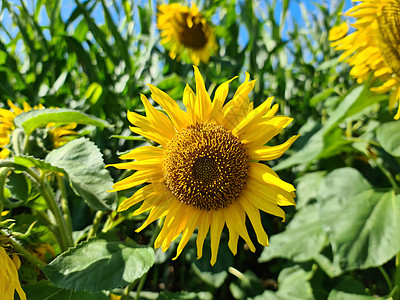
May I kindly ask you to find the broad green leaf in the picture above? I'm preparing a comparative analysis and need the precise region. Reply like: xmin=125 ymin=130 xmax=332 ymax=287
xmin=24 ymin=281 xmax=108 ymax=300
xmin=321 ymin=190 xmax=400 ymax=272
xmin=376 ymin=121 xmax=400 ymax=156
xmin=259 ymin=205 xmax=326 ymax=263
xmin=5 ymin=172 xmax=30 ymax=202
xmin=14 ymin=108 xmax=110 ymax=135
xmin=318 ymin=168 xmax=400 ymax=271
xmin=251 ymin=266 xmax=314 ymax=300
xmin=41 ymin=239 xmax=155 ymax=292
xmin=317 ymin=168 xmax=372 ymax=204
xmin=275 ymin=266 xmax=314 ymax=300
xmin=45 ymin=138 xmax=117 ymax=211
xmin=295 ymin=171 xmax=325 ymax=208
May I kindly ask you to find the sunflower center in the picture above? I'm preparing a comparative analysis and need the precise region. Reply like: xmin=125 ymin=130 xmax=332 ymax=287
xmin=164 ymin=123 xmax=249 ymax=211
xmin=176 ymin=12 xmax=208 ymax=49
xmin=377 ymin=1 xmax=400 ymax=77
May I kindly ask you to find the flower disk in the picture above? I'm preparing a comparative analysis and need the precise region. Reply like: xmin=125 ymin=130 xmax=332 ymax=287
xmin=164 ymin=123 xmax=249 ymax=210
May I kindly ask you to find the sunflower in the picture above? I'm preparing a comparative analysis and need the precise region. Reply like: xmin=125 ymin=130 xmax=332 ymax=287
xmin=109 ymin=67 xmax=298 ymax=265
xmin=329 ymin=0 xmax=400 ymax=119
xmin=0 ymin=100 xmax=77 ymax=157
xmin=157 ymin=3 xmax=217 ymax=65
xmin=0 ymin=245 xmax=26 ymax=300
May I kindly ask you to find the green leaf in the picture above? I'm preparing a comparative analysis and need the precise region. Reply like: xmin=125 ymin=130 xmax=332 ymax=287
xmin=45 ymin=138 xmax=117 ymax=211
xmin=251 ymin=266 xmax=314 ymax=300
xmin=295 ymin=171 xmax=325 ymax=208
xmin=5 ymin=172 xmax=31 ymax=202
xmin=14 ymin=108 xmax=111 ymax=136
xmin=258 ymin=204 xmax=326 ymax=263
xmin=318 ymin=168 xmax=400 ymax=272
xmin=41 ymin=239 xmax=155 ymax=292
xmin=24 ymin=281 xmax=108 ymax=300
xmin=309 ymin=87 xmax=336 ymax=106
xmin=376 ymin=121 xmax=400 ymax=156
xmin=13 ymin=156 xmax=64 ymax=174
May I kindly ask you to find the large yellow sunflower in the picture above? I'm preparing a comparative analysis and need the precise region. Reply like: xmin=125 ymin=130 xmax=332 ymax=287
xmin=329 ymin=0 xmax=400 ymax=119
xmin=0 ymin=100 xmax=77 ymax=158
xmin=157 ymin=3 xmax=217 ymax=65
xmin=109 ymin=67 xmax=299 ymax=265
xmin=0 ymin=245 xmax=26 ymax=300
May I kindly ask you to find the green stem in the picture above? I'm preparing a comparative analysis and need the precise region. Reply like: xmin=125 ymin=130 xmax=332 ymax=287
xmin=0 ymin=168 xmax=7 ymax=214
xmin=121 ymin=279 xmax=139 ymax=300
xmin=372 ymin=158 xmax=400 ymax=193
xmin=378 ymin=266 xmax=392 ymax=293
xmin=87 ymin=211 xmax=105 ymax=240
xmin=37 ymin=171 xmax=73 ymax=251
xmin=134 ymin=272 xmax=148 ymax=300
xmin=393 ymin=253 xmax=400 ymax=299
xmin=56 ymin=174 xmax=73 ymax=238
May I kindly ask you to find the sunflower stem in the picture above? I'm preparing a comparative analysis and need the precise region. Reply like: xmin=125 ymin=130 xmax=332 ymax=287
xmin=87 ymin=211 xmax=105 ymax=240
xmin=120 ymin=278 xmax=139 ymax=300
xmin=134 ymin=272 xmax=148 ymax=300
xmin=369 ymin=155 xmax=399 ymax=193
xmin=35 ymin=170 xmax=74 ymax=251
xmin=393 ymin=253 xmax=400 ymax=299
xmin=378 ymin=266 xmax=392 ymax=292
xmin=56 ymin=174 xmax=73 ymax=241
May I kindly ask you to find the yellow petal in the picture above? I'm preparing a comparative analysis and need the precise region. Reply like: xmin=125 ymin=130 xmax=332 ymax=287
xmin=117 ymin=184 xmax=153 ymax=212
xmin=238 ymin=199 xmax=269 ymax=246
xmin=210 ymin=210 xmax=225 ymax=266
xmin=232 ymin=97 xmax=274 ymax=136
xmin=193 ymin=66 xmax=212 ymax=123
xmin=196 ymin=211 xmax=210 ymax=259
xmin=140 ymin=94 xmax=176 ymax=140
xmin=183 ymin=84 xmax=198 ymax=124
xmin=148 ymin=84 xmax=188 ymax=131
xmin=248 ymin=134 xmax=300 ymax=161
xmin=242 ymin=185 xmax=286 ymax=220
xmin=248 ymin=162 xmax=295 ymax=193
xmin=119 ymin=146 xmax=164 ymax=160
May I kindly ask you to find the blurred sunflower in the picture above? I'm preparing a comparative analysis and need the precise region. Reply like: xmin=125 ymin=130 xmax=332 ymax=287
xmin=330 ymin=0 xmax=400 ymax=119
xmin=157 ymin=3 xmax=217 ymax=65
xmin=0 ymin=245 xmax=26 ymax=300
xmin=109 ymin=67 xmax=299 ymax=265
xmin=0 ymin=100 xmax=78 ymax=158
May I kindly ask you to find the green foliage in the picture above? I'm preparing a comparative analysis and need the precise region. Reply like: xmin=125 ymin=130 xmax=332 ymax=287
xmin=45 ymin=138 xmax=117 ymax=211
xmin=41 ymin=238 xmax=155 ymax=292
xmin=14 ymin=108 xmax=110 ymax=135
